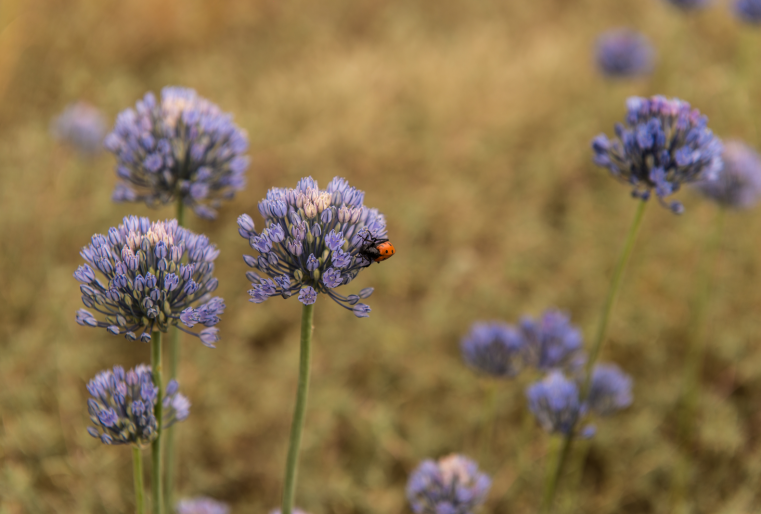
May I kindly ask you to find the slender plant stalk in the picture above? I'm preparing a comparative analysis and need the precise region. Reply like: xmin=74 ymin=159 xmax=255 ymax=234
xmin=478 ymin=381 xmax=499 ymax=467
xmin=540 ymin=199 xmax=648 ymax=514
xmin=672 ymin=206 xmax=725 ymax=510
xmin=133 ymin=446 xmax=146 ymax=514
xmin=152 ymin=330 xmax=164 ymax=514
xmin=164 ymin=198 xmax=185 ymax=514
xmin=281 ymin=303 xmax=315 ymax=514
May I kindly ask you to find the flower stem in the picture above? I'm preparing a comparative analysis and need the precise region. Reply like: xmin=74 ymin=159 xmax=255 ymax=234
xmin=541 ymin=199 xmax=648 ymax=513
xmin=164 ymin=198 xmax=185 ymax=514
xmin=132 ymin=446 xmax=146 ymax=514
xmin=478 ymin=381 xmax=499 ymax=468
xmin=281 ymin=303 xmax=315 ymax=514
xmin=672 ymin=206 xmax=725 ymax=509
xmin=152 ymin=330 xmax=164 ymax=514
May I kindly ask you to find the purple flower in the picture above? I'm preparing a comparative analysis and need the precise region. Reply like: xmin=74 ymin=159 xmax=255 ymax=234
xmin=735 ymin=0 xmax=761 ymax=23
xmin=592 ymin=96 xmax=723 ymax=213
xmin=75 ymin=216 xmax=224 ymax=346
xmin=526 ymin=371 xmax=587 ymax=437
xmin=176 ymin=497 xmax=230 ymax=514
xmin=239 ymin=177 xmax=388 ymax=316
xmin=50 ymin=101 xmax=106 ymax=156
xmin=519 ymin=309 xmax=584 ymax=372
xmin=595 ymin=29 xmax=654 ymax=78
xmin=587 ymin=364 xmax=633 ymax=416
xmin=692 ymin=140 xmax=761 ymax=209
xmin=461 ymin=322 xmax=528 ymax=378
xmin=407 ymin=454 xmax=491 ymax=514
xmin=86 ymin=365 xmax=189 ymax=447
xmin=105 ymin=87 xmax=249 ymax=220
xmin=663 ymin=0 xmax=711 ymax=9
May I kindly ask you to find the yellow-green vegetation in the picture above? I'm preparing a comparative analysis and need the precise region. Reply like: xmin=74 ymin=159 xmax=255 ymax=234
xmin=2 ymin=0 xmax=761 ymax=512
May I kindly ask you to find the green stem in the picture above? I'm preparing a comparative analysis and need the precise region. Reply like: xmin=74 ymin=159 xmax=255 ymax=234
xmin=281 ymin=303 xmax=315 ymax=514
xmin=152 ymin=331 xmax=164 ymax=514
xmin=165 ymin=198 xmax=185 ymax=514
xmin=133 ymin=446 xmax=146 ymax=514
xmin=478 ymin=382 xmax=498 ymax=468
xmin=672 ymin=206 xmax=725 ymax=509
xmin=541 ymin=199 xmax=648 ymax=514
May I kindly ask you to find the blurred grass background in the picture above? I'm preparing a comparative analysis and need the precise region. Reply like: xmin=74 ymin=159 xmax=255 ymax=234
xmin=2 ymin=0 xmax=761 ymax=512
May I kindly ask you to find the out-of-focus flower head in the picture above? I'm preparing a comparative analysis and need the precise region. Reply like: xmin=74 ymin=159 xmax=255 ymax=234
xmin=407 ymin=454 xmax=491 ymax=514
xmin=238 ymin=176 xmax=387 ymax=317
xmin=526 ymin=370 xmax=589 ymax=437
xmin=75 ymin=216 xmax=224 ymax=347
xmin=664 ymin=0 xmax=711 ymax=10
xmin=105 ymin=87 xmax=249 ymax=220
xmin=586 ymin=364 xmax=633 ymax=416
xmin=86 ymin=365 xmax=189 ymax=447
xmin=592 ymin=96 xmax=723 ymax=214
xmin=735 ymin=0 xmax=761 ymax=22
xmin=461 ymin=322 xmax=528 ymax=378
xmin=269 ymin=509 xmax=310 ymax=514
xmin=176 ymin=497 xmax=229 ymax=514
xmin=51 ymin=101 xmax=107 ymax=156
xmin=595 ymin=29 xmax=654 ymax=78
xmin=519 ymin=309 xmax=584 ymax=372
xmin=693 ymin=140 xmax=761 ymax=209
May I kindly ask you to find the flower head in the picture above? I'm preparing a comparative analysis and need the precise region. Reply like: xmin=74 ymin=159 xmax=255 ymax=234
xmin=595 ymin=29 xmax=654 ymax=78
xmin=735 ymin=0 xmax=761 ymax=23
xmin=269 ymin=509 xmax=310 ymax=514
xmin=86 ymin=365 xmax=189 ymax=447
xmin=51 ymin=101 xmax=106 ymax=156
xmin=526 ymin=371 xmax=587 ymax=437
xmin=176 ymin=497 xmax=229 ymax=514
xmin=693 ymin=140 xmax=761 ymax=209
xmin=587 ymin=364 xmax=633 ymax=416
xmin=592 ymin=96 xmax=723 ymax=213
xmin=239 ymin=176 xmax=387 ymax=316
xmin=663 ymin=0 xmax=711 ymax=10
xmin=75 ymin=216 xmax=224 ymax=346
xmin=461 ymin=322 xmax=528 ymax=378
xmin=105 ymin=87 xmax=249 ymax=220
xmin=407 ymin=454 xmax=491 ymax=514
xmin=519 ymin=309 xmax=584 ymax=372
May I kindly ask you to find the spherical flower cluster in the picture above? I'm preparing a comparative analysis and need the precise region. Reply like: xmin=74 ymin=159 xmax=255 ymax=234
xmin=86 ymin=365 xmax=190 ymax=447
xmin=50 ymin=101 xmax=106 ymax=156
xmin=105 ymin=87 xmax=249 ymax=220
xmin=519 ymin=309 xmax=584 ymax=372
xmin=176 ymin=497 xmax=230 ymax=514
xmin=526 ymin=365 xmax=632 ymax=437
xmin=592 ymin=96 xmax=723 ymax=214
xmin=693 ymin=140 xmax=761 ymax=209
xmin=407 ymin=454 xmax=491 ymax=514
xmin=75 ymin=216 xmax=224 ymax=347
xmin=238 ymin=176 xmax=387 ymax=317
xmin=460 ymin=322 xmax=528 ymax=378
xmin=595 ymin=29 xmax=654 ymax=78
xmin=664 ymin=0 xmax=711 ymax=10
xmin=735 ymin=0 xmax=761 ymax=23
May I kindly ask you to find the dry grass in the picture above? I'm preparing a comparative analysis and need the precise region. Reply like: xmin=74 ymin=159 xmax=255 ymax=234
xmin=3 ymin=0 xmax=761 ymax=512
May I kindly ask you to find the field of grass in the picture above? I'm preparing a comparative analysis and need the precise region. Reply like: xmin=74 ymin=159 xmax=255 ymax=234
xmin=2 ymin=0 xmax=761 ymax=512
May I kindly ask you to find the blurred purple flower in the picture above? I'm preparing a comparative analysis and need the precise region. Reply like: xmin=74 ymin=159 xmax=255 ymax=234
xmin=586 ymin=364 xmax=633 ymax=416
xmin=87 ymin=364 xmax=189 ymax=447
xmin=51 ymin=101 xmax=106 ymax=156
xmin=592 ymin=96 xmax=723 ymax=214
xmin=75 ymin=216 xmax=224 ymax=346
xmin=519 ymin=309 xmax=584 ymax=372
xmin=595 ymin=29 xmax=654 ymax=78
xmin=461 ymin=322 xmax=528 ymax=378
xmin=176 ymin=497 xmax=229 ymax=514
xmin=239 ymin=177 xmax=387 ymax=316
xmin=693 ymin=140 xmax=761 ymax=209
xmin=105 ymin=87 xmax=249 ymax=220
xmin=735 ymin=0 xmax=761 ymax=23
xmin=664 ymin=0 xmax=711 ymax=10
xmin=407 ymin=454 xmax=491 ymax=514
